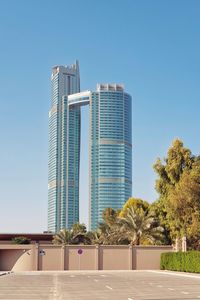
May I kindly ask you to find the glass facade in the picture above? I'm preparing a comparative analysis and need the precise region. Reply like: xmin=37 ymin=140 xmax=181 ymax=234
xmin=67 ymin=105 xmax=81 ymax=228
xmin=89 ymin=84 xmax=132 ymax=230
xmin=48 ymin=62 xmax=80 ymax=232
xmin=48 ymin=62 xmax=132 ymax=232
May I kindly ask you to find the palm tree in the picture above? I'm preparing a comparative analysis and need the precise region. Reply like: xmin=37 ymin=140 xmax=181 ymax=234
xmin=53 ymin=229 xmax=73 ymax=245
xmin=96 ymin=208 xmax=129 ymax=245
xmin=98 ymin=222 xmax=129 ymax=245
xmin=71 ymin=223 xmax=87 ymax=235
xmin=102 ymin=207 xmax=119 ymax=226
xmin=119 ymin=206 xmax=164 ymax=245
xmin=53 ymin=223 xmax=91 ymax=245
xmin=86 ymin=230 xmax=101 ymax=245
xmin=71 ymin=223 xmax=91 ymax=244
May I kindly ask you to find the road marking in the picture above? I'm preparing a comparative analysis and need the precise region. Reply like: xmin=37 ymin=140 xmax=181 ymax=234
xmin=157 ymin=285 xmax=163 ymax=288
xmin=181 ymin=291 xmax=189 ymax=295
xmin=94 ymin=279 xmax=99 ymax=282
xmin=197 ymin=296 xmax=200 ymax=298
xmin=106 ymin=285 xmax=113 ymax=290
xmin=101 ymin=274 xmax=106 ymax=277
xmin=168 ymin=288 xmax=175 ymax=291
xmin=128 ymin=298 xmax=133 ymax=300
xmin=70 ymin=275 xmax=75 ymax=278
xmin=87 ymin=275 xmax=90 ymax=278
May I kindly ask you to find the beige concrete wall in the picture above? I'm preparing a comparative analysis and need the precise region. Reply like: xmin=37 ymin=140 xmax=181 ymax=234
xmin=0 ymin=246 xmax=34 ymax=271
xmin=99 ymin=246 xmax=131 ymax=270
xmin=0 ymin=244 xmax=173 ymax=271
xmin=38 ymin=246 xmax=63 ymax=271
xmin=0 ymin=241 xmax=14 ymax=245
xmin=134 ymin=246 xmax=172 ymax=270
xmin=66 ymin=246 xmax=97 ymax=270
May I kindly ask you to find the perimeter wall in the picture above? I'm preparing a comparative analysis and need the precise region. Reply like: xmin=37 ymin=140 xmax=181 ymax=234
xmin=0 ymin=244 xmax=172 ymax=271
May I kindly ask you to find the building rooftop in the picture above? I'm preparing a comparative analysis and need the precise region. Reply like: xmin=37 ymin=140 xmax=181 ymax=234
xmin=0 ymin=233 xmax=53 ymax=241
xmin=96 ymin=83 xmax=124 ymax=92
xmin=52 ymin=60 xmax=79 ymax=76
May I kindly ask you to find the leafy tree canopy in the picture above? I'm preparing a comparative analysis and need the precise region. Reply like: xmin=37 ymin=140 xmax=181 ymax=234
xmin=167 ymin=158 xmax=200 ymax=239
xmin=153 ymin=139 xmax=200 ymax=247
xmin=154 ymin=139 xmax=194 ymax=196
xmin=119 ymin=197 xmax=149 ymax=218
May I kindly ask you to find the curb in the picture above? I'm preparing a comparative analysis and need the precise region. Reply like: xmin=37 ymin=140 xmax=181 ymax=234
xmin=147 ymin=270 xmax=200 ymax=279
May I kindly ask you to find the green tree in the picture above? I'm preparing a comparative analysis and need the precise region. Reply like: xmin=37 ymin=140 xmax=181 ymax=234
xmin=85 ymin=231 xmax=100 ymax=245
xmin=97 ymin=221 xmax=129 ymax=245
xmin=53 ymin=229 xmax=73 ymax=245
xmin=154 ymin=139 xmax=194 ymax=196
xmin=119 ymin=198 xmax=149 ymax=218
xmin=149 ymin=200 xmax=171 ymax=244
xmin=102 ymin=207 xmax=120 ymax=225
xmin=153 ymin=139 xmax=200 ymax=247
xmin=97 ymin=208 xmax=129 ymax=245
xmin=167 ymin=159 xmax=200 ymax=241
xmin=119 ymin=206 xmax=164 ymax=245
xmin=53 ymin=223 xmax=91 ymax=245
xmin=71 ymin=223 xmax=87 ymax=235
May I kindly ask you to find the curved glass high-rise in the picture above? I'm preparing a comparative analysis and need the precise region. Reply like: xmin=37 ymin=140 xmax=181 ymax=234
xmin=48 ymin=62 xmax=132 ymax=232
xmin=89 ymin=84 xmax=132 ymax=229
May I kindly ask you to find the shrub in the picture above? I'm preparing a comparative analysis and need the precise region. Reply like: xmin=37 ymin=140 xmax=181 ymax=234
xmin=12 ymin=236 xmax=31 ymax=244
xmin=160 ymin=251 xmax=200 ymax=273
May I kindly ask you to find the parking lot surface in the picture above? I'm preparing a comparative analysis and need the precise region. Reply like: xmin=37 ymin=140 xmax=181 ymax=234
xmin=0 ymin=270 xmax=200 ymax=299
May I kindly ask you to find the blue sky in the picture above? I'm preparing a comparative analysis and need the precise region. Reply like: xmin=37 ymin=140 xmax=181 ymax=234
xmin=0 ymin=0 xmax=199 ymax=232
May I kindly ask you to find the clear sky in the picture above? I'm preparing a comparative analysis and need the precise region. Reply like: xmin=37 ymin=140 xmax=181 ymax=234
xmin=0 ymin=0 xmax=199 ymax=232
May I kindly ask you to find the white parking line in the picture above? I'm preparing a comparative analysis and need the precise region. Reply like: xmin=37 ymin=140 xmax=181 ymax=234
xmin=94 ymin=279 xmax=98 ymax=282
xmin=70 ymin=275 xmax=75 ymax=278
xmin=168 ymin=288 xmax=175 ymax=291
xmin=128 ymin=298 xmax=133 ymax=300
xmin=105 ymin=285 xmax=113 ymax=290
xmin=181 ymin=291 xmax=189 ymax=295
xmin=157 ymin=285 xmax=163 ymax=288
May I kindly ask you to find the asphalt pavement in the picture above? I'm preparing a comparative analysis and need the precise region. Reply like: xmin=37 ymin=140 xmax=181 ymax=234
xmin=0 ymin=270 xmax=200 ymax=299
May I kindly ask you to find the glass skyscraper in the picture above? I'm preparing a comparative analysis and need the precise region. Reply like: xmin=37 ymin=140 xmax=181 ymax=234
xmin=48 ymin=62 xmax=132 ymax=232
xmin=89 ymin=84 xmax=132 ymax=230
xmin=48 ymin=61 xmax=80 ymax=232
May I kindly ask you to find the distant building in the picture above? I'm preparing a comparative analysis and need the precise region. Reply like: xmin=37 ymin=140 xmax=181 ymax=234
xmin=48 ymin=62 xmax=132 ymax=232
xmin=48 ymin=62 xmax=80 ymax=232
